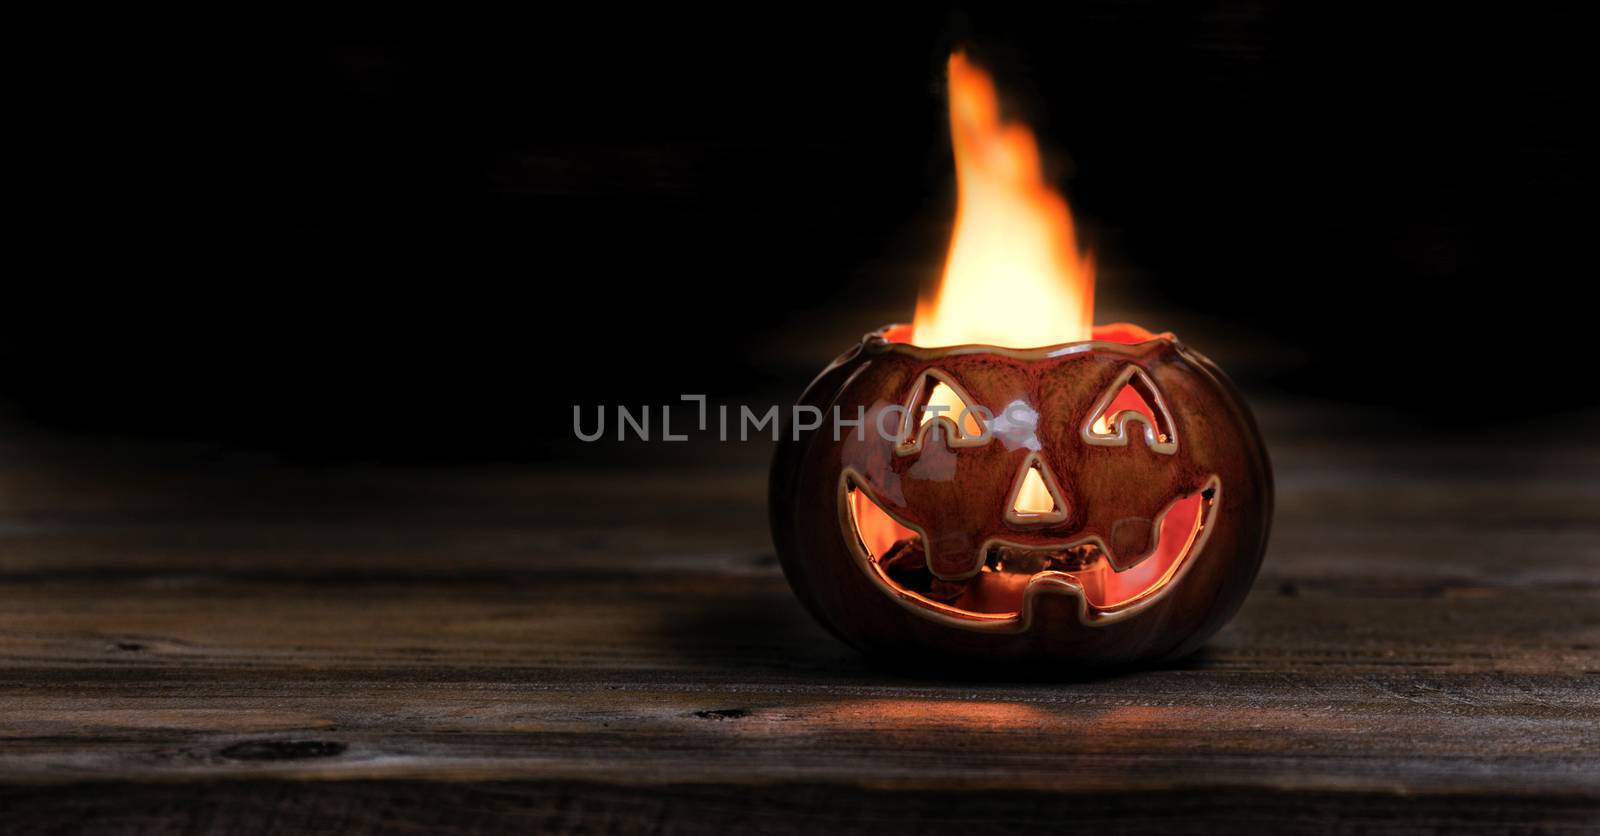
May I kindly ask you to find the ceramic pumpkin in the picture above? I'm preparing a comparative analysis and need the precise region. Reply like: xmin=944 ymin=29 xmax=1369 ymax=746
xmin=769 ymin=323 xmax=1272 ymax=667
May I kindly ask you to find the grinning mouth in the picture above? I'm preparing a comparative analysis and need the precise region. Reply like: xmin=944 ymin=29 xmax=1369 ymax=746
xmin=842 ymin=474 xmax=1218 ymax=627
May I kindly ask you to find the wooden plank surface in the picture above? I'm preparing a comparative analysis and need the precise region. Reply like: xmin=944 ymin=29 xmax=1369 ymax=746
xmin=1 ymin=403 xmax=1597 ymax=834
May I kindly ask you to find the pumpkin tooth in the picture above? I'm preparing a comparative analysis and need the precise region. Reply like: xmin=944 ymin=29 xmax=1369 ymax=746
xmin=878 ymin=538 xmax=971 ymax=604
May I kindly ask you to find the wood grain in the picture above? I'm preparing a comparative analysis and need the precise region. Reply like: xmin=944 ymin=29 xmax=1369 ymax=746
xmin=1 ymin=407 xmax=1597 ymax=834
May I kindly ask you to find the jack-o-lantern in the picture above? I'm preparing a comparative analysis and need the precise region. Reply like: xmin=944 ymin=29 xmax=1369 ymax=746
xmin=769 ymin=323 xmax=1272 ymax=666
xmin=769 ymin=53 xmax=1272 ymax=666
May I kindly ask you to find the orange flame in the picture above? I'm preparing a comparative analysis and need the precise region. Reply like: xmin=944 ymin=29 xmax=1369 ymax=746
xmin=912 ymin=52 xmax=1095 ymax=349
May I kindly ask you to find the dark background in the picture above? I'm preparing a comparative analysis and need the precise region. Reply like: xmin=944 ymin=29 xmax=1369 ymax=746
xmin=8 ymin=4 xmax=1591 ymax=460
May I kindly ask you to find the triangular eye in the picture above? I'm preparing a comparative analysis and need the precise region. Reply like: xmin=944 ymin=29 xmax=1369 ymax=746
xmin=923 ymin=380 xmax=987 ymax=438
xmin=1083 ymin=366 xmax=1177 ymax=454
xmin=1089 ymin=384 xmax=1161 ymax=438
xmin=897 ymin=370 xmax=990 ymax=453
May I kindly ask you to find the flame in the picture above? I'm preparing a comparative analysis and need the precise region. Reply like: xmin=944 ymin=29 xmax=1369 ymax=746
xmin=912 ymin=52 xmax=1094 ymax=349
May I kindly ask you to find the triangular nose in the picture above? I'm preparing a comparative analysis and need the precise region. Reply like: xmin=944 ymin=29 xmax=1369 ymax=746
xmin=1007 ymin=455 xmax=1069 ymax=525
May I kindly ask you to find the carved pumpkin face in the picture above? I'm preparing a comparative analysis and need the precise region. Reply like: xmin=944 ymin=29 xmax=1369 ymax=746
xmin=770 ymin=325 xmax=1272 ymax=666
